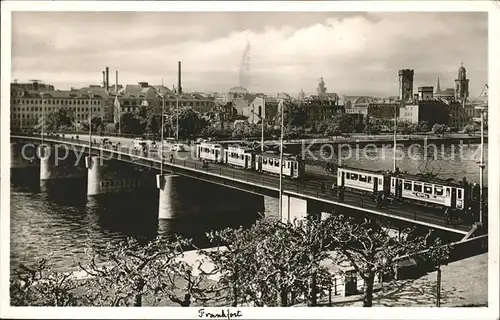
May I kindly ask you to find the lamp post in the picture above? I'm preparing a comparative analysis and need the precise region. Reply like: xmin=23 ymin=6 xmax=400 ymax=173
xmin=393 ymin=104 xmax=398 ymax=171
xmin=475 ymin=105 xmax=486 ymax=225
xmin=175 ymin=88 xmax=179 ymax=142
xmin=278 ymin=99 xmax=285 ymax=220
xmin=41 ymin=92 xmax=45 ymax=145
xmin=158 ymin=93 xmax=166 ymax=176
xmin=88 ymin=91 xmax=93 ymax=154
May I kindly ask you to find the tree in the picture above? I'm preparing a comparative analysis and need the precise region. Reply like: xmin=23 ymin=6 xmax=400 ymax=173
xmin=424 ymin=238 xmax=451 ymax=307
xmin=331 ymin=113 xmax=356 ymax=133
xmin=283 ymin=101 xmax=308 ymax=127
xmin=364 ymin=118 xmax=382 ymax=136
xmin=397 ymin=120 xmax=417 ymax=135
xmin=200 ymin=125 xmax=217 ymax=138
xmin=327 ymin=215 xmax=430 ymax=307
xmin=325 ymin=122 xmax=341 ymax=139
xmin=145 ymin=113 xmax=161 ymax=136
xmin=10 ymin=258 xmax=78 ymax=306
xmin=119 ymin=113 xmax=142 ymax=135
xmin=34 ymin=109 xmax=74 ymax=132
xmin=432 ymin=123 xmax=448 ymax=137
xmin=417 ymin=120 xmax=429 ymax=133
xmin=170 ymin=107 xmax=207 ymax=139
xmin=464 ymin=124 xmax=475 ymax=135
xmin=203 ymin=217 xmax=337 ymax=307
xmin=78 ymin=236 xmax=193 ymax=306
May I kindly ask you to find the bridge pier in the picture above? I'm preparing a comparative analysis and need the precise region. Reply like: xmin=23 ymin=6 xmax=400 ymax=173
xmin=39 ymin=146 xmax=53 ymax=180
xmin=280 ymin=193 xmax=322 ymax=223
xmin=157 ymin=174 xmax=179 ymax=219
xmin=86 ymin=156 xmax=103 ymax=196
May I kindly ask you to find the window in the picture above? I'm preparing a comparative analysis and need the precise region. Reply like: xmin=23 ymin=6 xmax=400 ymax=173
xmin=457 ymin=189 xmax=462 ymax=199
xmin=414 ymin=184 xmax=422 ymax=192
xmin=368 ymin=176 xmax=372 ymax=183
xmin=404 ymin=181 xmax=412 ymax=190
xmin=351 ymin=173 xmax=358 ymax=180
xmin=345 ymin=172 xmax=350 ymax=179
xmin=424 ymin=184 xmax=433 ymax=194
xmin=359 ymin=175 xmax=367 ymax=182
xmin=435 ymin=186 xmax=443 ymax=196
xmin=263 ymin=158 xmax=267 ymax=165
xmin=391 ymin=179 xmax=395 ymax=187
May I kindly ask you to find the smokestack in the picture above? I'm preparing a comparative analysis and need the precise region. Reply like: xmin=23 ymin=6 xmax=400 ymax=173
xmin=102 ymin=71 xmax=106 ymax=88
xmin=116 ymin=70 xmax=118 ymax=93
xmin=178 ymin=61 xmax=182 ymax=94
xmin=105 ymin=67 xmax=109 ymax=91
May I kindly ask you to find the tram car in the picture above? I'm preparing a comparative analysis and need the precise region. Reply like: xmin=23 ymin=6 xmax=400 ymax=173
xmin=337 ymin=166 xmax=390 ymax=195
xmin=255 ymin=151 xmax=305 ymax=179
xmin=196 ymin=142 xmax=224 ymax=163
xmin=223 ymin=146 xmax=256 ymax=170
xmin=389 ymin=174 xmax=466 ymax=210
xmin=337 ymin=165 xmax=475 ymax=211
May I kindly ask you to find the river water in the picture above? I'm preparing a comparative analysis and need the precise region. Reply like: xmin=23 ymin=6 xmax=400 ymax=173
xmin=9 ymin=143 xmax=488 ymax=273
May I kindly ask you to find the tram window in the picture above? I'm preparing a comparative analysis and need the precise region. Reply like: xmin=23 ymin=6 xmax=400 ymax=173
xmin=367 ymin=176 xmax=372 ymax=183
xmin=275 ymin=159 xmax=279 ymax=167
xmin=351 ymin=174 xmax=358 ymax=180
xmin=435 ymin=186 xmax=443 ymax=196
xmin=424 ymin=184 xmax=433 ymax=194
xmin=391 ymin=179 xmax=395 ymax=187
xmin=404 ymin=181 xmax=412 ymax=190
xmin=359 ymin=175 xmax=367 ymax=182
xmin=263 ymin=158 xmax=267 ymax=165
xmin=240 ymin=155 xmax=244 ymax=160
xmin=379 ymin=179 xmax=382 ymax=185
xmin=414 ymin=184 xmax=423 ymax=192
xmin=458 ymin=189 xmax=462 ymax=199
xmin=287 ymin=162 xmax=290 ymax=168
xmin=345 ymin=172 xmax=350 ymax=179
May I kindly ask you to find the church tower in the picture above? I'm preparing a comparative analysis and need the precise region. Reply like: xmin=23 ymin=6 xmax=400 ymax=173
xmin=435 ymin=77 xmax=441 ymax=94
xmin=454 ymin=63 xmax=469 ymax=100
xmin=398 ymin=69 xmax=414 ymax=103
xmin=317 ymin=77 xmax=327 ymax=96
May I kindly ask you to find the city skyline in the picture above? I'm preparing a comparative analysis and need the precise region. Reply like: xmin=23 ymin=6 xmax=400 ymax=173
xmin=12 ymin=11 xmax=487 ymax=97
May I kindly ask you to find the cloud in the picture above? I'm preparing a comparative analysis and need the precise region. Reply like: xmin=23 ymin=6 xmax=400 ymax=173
xmin=11 ymin=12 xmax=487 ymax=97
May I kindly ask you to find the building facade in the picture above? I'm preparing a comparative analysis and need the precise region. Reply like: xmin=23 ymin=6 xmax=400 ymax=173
xmin=10 ymin=87 xmax=106 ymax=130
xmin=399 ymin=100 xmax=449 ymax=127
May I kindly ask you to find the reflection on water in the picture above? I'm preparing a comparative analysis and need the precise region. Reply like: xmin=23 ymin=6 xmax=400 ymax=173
xmin=10 ymin=171 xmax=261 ymax=273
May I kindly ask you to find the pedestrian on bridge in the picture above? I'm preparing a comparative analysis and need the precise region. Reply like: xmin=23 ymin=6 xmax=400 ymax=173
xmin=444 ymin=207 xmax=451 ymax=225
xmin=339 ymin=186 xmax=345 ymax=203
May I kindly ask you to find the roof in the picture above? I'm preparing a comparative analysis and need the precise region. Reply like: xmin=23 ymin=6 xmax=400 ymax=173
xmin=338 ymin=165 xmax=387 ymax=175
xmin=393 ymin=172 xmax=464 ymax=187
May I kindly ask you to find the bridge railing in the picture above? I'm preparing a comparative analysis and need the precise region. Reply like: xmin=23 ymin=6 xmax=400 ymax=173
xmin=12 ymin=134 xmax=480 ymax=232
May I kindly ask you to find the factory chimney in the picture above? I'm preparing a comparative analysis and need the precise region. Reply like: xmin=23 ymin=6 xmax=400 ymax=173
xmin=178 ymin=61 xmax=182 ymax=94
xmin=105 ymin=67 xmax=109 ymax=91
xmin=115 ymin=70 xmax=118 ymax=93
xmin=102 ymin=71 xmax=106 ymax=88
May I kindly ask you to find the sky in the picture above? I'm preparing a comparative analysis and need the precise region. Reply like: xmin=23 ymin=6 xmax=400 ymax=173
xmin=11 ymin=11 xmax=488 ymax=97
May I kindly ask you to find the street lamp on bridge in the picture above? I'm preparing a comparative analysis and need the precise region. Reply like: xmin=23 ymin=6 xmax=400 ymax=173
xmin=278 ymin=99 xmax=285 ymax=221
xmin=157 ymin=92 xmax=167 ymax=176
xmin=474 ymin=105 xmax=486 ymax=226
xmin=88 ymin=91 xmax=94 ymax=155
